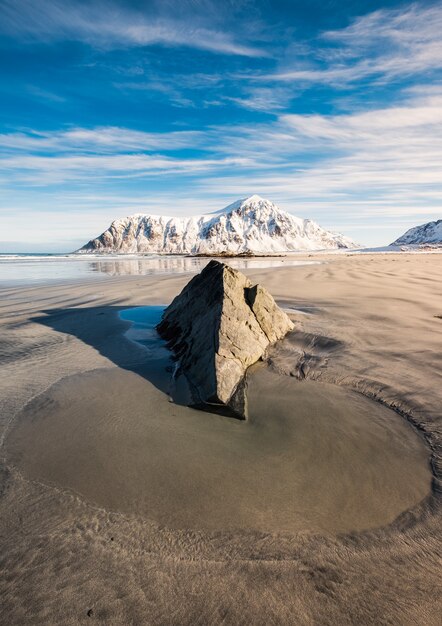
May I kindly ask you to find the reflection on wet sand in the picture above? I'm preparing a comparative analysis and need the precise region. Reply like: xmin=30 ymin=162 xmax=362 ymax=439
xmin=88 ymin=256 xmax=318 ymax=277
xmin=0 ymin=254 xmax=318 ymax=285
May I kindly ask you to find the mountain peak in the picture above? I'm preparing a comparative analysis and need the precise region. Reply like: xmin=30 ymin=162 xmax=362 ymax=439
xmin=217 ymin=194 xmax=278 ymax=216
xmin=242 ymin=194 xmax=268 ymax=204
xmin=392 ymin=219 xmax=442 ymax=246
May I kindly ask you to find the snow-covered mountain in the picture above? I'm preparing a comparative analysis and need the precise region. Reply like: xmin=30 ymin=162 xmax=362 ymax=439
xmin=392 ymin=219 xmax=442 ymax=246
xmin=77 ymin=195 xmax=358 ymax=255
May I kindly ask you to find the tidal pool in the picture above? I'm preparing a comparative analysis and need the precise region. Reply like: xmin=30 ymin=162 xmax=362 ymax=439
xmin=5 ymin=307 xmax=431 ymax=535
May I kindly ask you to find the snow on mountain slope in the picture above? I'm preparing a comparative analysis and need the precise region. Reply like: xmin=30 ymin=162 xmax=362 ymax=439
xmin=392 ymin=219 xmax=442 ymax=246
xmin=77 ymin=195 xmax=358 ymax=255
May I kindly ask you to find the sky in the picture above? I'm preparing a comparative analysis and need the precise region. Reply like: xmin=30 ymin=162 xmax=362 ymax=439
xmin=0 ymin=0 xmax=441 ymax=251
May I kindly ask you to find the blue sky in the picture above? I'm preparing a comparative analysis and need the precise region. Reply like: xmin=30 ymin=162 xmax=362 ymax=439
xmin=0 ymin=0 xmax=441 ymax=251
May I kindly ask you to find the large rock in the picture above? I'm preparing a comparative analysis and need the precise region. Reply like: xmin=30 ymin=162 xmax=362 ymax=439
xmin=156 ymin=260 xmax=294 ymax=418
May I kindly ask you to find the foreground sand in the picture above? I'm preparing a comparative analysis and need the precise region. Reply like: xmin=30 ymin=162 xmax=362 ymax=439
xmin=0 ymin=254 xmax=441 ymax=624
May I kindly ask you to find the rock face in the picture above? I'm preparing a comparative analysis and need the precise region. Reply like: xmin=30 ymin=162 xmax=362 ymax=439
xmin=156 ymin=260 xmax=294 ymax=417
xmin=77 ymin=195 xmax=358 ymax=255
xmin=391 ymin=219 xmax=442 ymax=246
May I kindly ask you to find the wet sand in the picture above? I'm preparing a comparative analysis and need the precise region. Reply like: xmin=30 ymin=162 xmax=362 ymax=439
xmin=6 ymin=364 xmax=430 ymax=534
xmin=0 ymin=254 xmax=441 ymax=625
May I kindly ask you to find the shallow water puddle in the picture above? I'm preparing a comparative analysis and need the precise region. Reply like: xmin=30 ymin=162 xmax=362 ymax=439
xmin=119 ymin=306 xmax=167 ymax=355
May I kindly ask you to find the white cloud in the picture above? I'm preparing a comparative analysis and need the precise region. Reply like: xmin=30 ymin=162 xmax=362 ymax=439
xmin=0 ymin=127 xmax=203 ymax=153
xmin=280 ymin=102 xmax=442 ymax=142
xmin=2 ymin=90 xmax=441 ymax=205
xmin=262 ymin=3 xmax=442 ymax=85
xmin=197 ymin=89 xmax=442 ymax=235
xmin=0 ymin=153 xmax=255 ymax=185
xmin=0 ymin=0 xmax=267 ymax=57
xmin=0 ymin=89 xmax=441 ymax=246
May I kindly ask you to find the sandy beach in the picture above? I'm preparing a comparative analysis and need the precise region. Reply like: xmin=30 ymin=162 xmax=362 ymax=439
xmin=1 ymin=253 xmax=441 ymax=625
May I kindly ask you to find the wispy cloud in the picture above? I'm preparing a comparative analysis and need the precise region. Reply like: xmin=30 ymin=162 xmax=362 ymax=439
xmin=1 ymin=2 xmax=441 ymax=247
xmin=0 ymin=153 xmax=254 ymax=185
xmin=2 ymin=89 xmax=441 ymax=221
xmin=0 ymin=127 xmax=204 ymax=153
xmin=191 ymin=88 xmax=442 ymax=238
xmin=26 ymin=85 xmax=66 ymax=103
xmin=0 ymin=125 xmax=257 ymax=185
xmin=262 ymin=3 xmax=442 ymax=85
xmin=225 ymin=86 xmax=296 ymax=112
xmin=0 ymin=0 xmax=267 ymax=57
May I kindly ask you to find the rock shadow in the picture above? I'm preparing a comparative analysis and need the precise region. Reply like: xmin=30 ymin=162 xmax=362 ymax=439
xmin=30 ymin=305 xmax=241 ymax=418
xmin=30 ymin=305 xmax=174 ymax=398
